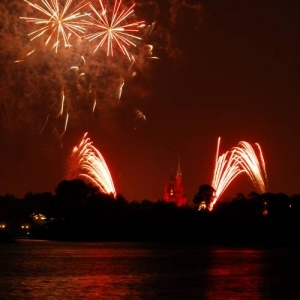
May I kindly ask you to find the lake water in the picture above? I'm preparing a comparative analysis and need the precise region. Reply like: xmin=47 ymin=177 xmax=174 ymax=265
xmin=0 ymin=240 xmax=299 ymax=299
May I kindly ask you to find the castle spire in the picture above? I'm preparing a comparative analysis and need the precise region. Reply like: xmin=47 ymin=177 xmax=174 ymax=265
xmin=162 ymin=157 xmax=187 ymax=206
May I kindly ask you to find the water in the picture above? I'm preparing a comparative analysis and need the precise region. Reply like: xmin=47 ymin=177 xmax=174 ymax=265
xmin=0 ymin=240 xmax=299 ymax=300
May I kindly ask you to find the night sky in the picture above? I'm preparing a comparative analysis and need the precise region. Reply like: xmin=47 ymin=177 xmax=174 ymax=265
xmin=1 ymin=0 xmax=300 ymax=205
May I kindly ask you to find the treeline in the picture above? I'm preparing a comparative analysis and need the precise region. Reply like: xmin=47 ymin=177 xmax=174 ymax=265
xmin=1 ymin=179 xmax=300 ymax=246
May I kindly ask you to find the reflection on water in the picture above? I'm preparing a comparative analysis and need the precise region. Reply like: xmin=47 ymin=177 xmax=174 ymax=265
xmin=205 ymin=250 xmax=263 ymax=299
xmin=0 ymin=240 xmax=299 ymax=299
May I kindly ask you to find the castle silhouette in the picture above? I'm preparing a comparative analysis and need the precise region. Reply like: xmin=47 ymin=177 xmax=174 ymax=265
xmin=163 ymin=158 xmax=187 ymax=206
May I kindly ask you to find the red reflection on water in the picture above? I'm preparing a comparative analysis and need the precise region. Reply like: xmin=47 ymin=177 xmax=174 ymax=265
xmin=205 ymin=249 xmax=264 ymax=300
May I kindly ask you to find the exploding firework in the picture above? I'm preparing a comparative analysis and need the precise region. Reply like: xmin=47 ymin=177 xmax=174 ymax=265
xmin=66 ymin=132 xmax=117 ymax=197
xmin=20 ymin=0 xmax=90 ymax=53
xmin=14 ymin=0 xmax=155 ymax=138
xmin=0 ymin=0 xmax=201 ymax=138
xmin=20 ymin=0 xmax=146 ymax=57
xmin=210 ymin=137 xmax=268 ymax=210
xmin=83 ymin=0 xmax=145 ymax=59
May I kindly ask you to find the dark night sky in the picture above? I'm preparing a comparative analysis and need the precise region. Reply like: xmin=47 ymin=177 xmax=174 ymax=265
xmin=1 ymin=0 xmax=300 ymax=204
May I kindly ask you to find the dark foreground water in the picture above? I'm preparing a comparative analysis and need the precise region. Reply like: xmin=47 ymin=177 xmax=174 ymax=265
xmin=0 ymin=240 xmax=299 ymax=300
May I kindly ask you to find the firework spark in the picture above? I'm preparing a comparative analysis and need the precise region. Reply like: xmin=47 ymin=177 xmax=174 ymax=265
xmin=83 ymin=0 xmax=145 ymax=58
xmin=210 ymin=137 xmax=268 ymax=210
xmin=66 ymin=132 xmax=116 ymax=197
xmin=20 ymin=0 xmax=90 ymax=53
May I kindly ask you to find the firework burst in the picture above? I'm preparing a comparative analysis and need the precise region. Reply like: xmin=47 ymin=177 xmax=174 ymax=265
xmin=83 ymin=0 xmax=145 ymax=59
xmin=20 ymin=0 xmax=90 ymax=53
xmin=16 ymin=0 xmax=151 ymax=138
xmin=66 ymin=132 xmax=117 ymax=197
xmin=1 ymin=0 xmax=200 ymax=138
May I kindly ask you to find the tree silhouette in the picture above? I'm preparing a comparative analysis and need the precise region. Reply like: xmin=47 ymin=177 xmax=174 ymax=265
xmin=193 ymin=184 xmax=216 ymax=209
xmin=55 ymin=179 xmax=98 ymax=205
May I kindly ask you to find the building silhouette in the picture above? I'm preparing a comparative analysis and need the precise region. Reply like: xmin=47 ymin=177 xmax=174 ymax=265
xmin=163 ymin=158 xmax=187 ymax=206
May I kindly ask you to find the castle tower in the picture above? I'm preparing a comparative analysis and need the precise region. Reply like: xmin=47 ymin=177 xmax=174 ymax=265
xmin=163 ymin=158 xmax=187 ymax=206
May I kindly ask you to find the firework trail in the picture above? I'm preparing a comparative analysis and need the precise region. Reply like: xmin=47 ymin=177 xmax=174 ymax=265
xmin=66 ymin=132 xmax=117 ymax=197
xmin=210 ymin=137 xmax=268 ymax=210
xmin=213 ymin=136 xmax=221 ymax=180
xmin=232 ymin=141 xmax=268 ymax=194
xmin=210 ymin=148 xmax=245 ymax=210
